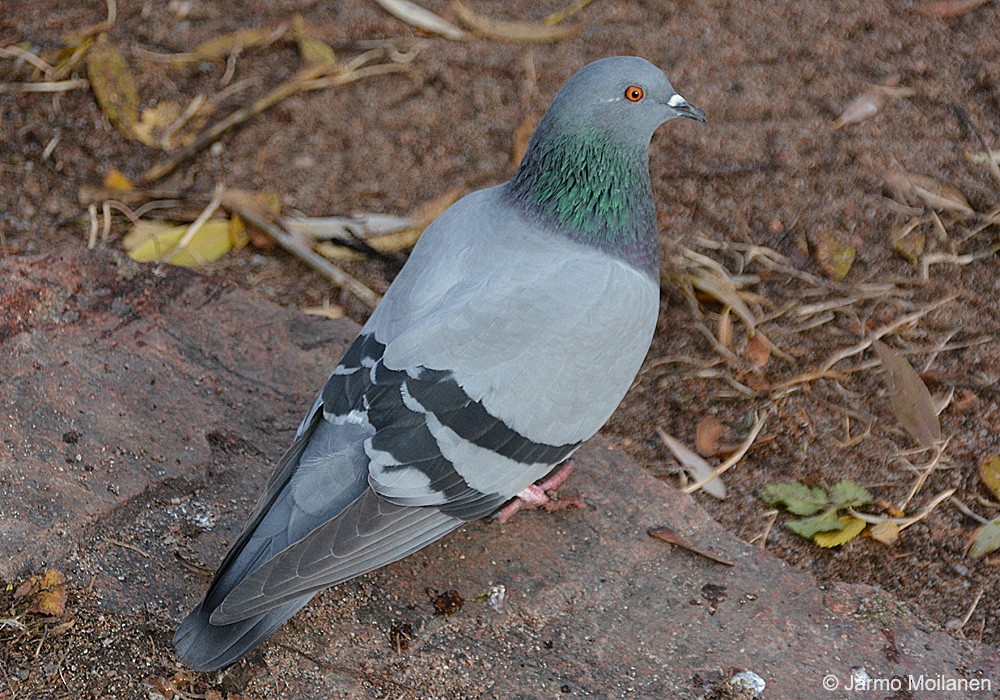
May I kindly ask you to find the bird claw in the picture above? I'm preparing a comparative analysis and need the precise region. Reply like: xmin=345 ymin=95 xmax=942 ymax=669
xmin=492 ymin=462 xmax=584 ymax=524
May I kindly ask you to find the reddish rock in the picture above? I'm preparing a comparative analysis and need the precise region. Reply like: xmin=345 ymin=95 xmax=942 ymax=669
xmin=1 ymin=251 xmax=997 ymax=698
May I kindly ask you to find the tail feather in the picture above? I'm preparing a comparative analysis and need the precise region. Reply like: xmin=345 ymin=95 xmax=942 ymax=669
xmin=173 ymin=596 xmax=312 ymax=672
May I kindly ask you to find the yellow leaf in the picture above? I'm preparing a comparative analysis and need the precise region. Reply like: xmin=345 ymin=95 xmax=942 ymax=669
xmin=192 ymin=27 xmax=279 ymax=60
xmin=890 ymin=219 xmax=926 ymax=265
xmin=127 ymin=219 xmax=234 ymax=266
xmin=979 ymin=454 xmax=1000 ymax=501
xmin=293 ymin=14 xmax=336 ymax=66
xmin=122 ymin=220 xmax=174 ymax=251
xmin=229 ymin=214 xmax=249 ymax=251
xmin=452 ymin=0 xmax=584 ymax=43
xmin=869 ymin=519 xmax=900 ymax=546
xmin=315 ymin=241 xmax=366 ymax=262
xmin=811 ymin=231 xmax=856 ymax=280
xmin=132 ymin=101 xmax=182 ymax=148
xmin=86 ymin=34 xmax=140 ymax=139
xmin=103 ymin=168 xmax=134 ymax=190
xmin=813 ymin=515 xmax=866 ymax=548
xmin=14 ymin=569 xmax=67 ymax=616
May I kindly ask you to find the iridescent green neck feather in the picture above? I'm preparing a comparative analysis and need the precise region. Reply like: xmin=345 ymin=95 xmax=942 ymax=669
xmin=503 ymin=119 xmax=659 ymax=279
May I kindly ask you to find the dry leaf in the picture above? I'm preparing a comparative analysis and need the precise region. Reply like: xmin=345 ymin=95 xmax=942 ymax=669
xmin=452 ymin=0 xmax=584 ymax=43
xmin=913 ymin=0 xmax=990 ymax=17
xmin=833 ymin=89 xmax=886 ymax=129
xmin=86 ymin=34 xmax=140 ymax=139
xmin=14 ymin=569 xmax=68 ymax=616
xmin=744 ymin=333 xmax=771 ymax=368
xmin=979 ymin=454 xmax=1000 ymax=501
xmin=374 ymin=0 xmax=469 ymax=40
xmin=811 ymin=231 xmax=856 ymax=280
xmin=133 ymin=97 xmax=214 ymax=150
xmin=950 ymin=388 xmax=979 ymax=414
xmin=364 ymin=186 xmax=465 ymax=253
xmin=969 ymin=516 xmax=1000 ymax=559
xmin=103 ymin=168 xmax=134 ymax=190
xmin=813 ymin=515 xmax=866 ymax=548
xmin=228 ymin=214 xmax=249 ymax=251
xmin=222 ymin=188 xmax=282 ymax=220
xmin=127 ymin=218 xmax=237 ymax=266
xmin=716 ymin=306 xmax=733 ymax=350
xmin=191 ymin=27 xmax=281 ymax=60
xmin=890 ymin=218 xmax=927 ymax=265
xmin=869 ymin=519 xmax=900 ymax=545
xmin=122 ymin=220 xmax=175 ymax=250
xmin=873 ymin=340 xmax=942 ymax=448
xmin=876 ymin=498 xmax=905 ymax=518
xmin=315 ymin=242 xmax=366 ymax=262
xmin=132 ymin=100 xmax=182 ymax=149
xmin=408 ymin=186 xmax=465 ymax=227
xmin=656 ymin=427 xmax=726 ymax=499
xmin=695 ymin=415 xmax=724 ymax=457
xmin=293 ymin=14 xmax=336 ymax=66
xmin=885 ymin=172 xmax=974 ymax=215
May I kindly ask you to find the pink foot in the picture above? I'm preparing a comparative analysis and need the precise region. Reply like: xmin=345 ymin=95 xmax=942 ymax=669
xmin=492 ymin=462 xmax=586 ymax=524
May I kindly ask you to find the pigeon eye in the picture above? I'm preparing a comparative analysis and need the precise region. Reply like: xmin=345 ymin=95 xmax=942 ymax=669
xmin=625 ymin=85 xmax=644 ymax=102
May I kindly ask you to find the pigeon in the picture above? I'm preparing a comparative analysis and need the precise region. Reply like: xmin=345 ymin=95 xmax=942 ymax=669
xmin=174 ymin=55 xmax=705 ymax=671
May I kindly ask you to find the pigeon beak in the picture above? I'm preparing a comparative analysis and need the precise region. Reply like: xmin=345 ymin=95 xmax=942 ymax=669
xmin=667 ymin=94 xmax=707 ymax=122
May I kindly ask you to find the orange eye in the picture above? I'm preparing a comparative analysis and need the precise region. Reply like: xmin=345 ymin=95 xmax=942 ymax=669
xmin=625 ymin=85 xmax=644 ymax=102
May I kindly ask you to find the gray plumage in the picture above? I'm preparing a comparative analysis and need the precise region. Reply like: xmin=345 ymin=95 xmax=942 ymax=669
xmin=174 ymin=55 xmax=705 ymax=671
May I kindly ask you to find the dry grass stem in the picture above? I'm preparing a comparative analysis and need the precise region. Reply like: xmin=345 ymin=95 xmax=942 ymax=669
xmin=899 ymin=437 xmax=952 ymax=511
xmin=0 ymin=45 xmax=55 ymax=74
xmin=0 ymin=79 xmax=89 ymax=93
xmin=898 ymin=487 xmax=956 ymax=530
xmin=950 ymin=497 xmax=990 ymax=525
xmin=748 ymin=509 xmax=780 ymax=549
xmin=950 ymin=587 xmax=985 ymax=634
xmin=920 ymin=246 xmax=1000 ymax=279
xmin=235 ymin=207 xmax=382 ymax=308
xmin=818 ymin=296 xmax=955 ymax=374
xmin=107 ymin=537 xmax=150 ymax=558
xmin=87 ymin=203 xmax=99 ymax=249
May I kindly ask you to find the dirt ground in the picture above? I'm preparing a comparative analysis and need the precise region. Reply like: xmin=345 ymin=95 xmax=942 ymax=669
xmin=2 ymin=0 xmax=999 ymax=697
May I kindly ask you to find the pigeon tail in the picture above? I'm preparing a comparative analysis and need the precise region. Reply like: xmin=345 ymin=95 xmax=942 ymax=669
xmin=173 ymin=595 xmax=313 ymax=672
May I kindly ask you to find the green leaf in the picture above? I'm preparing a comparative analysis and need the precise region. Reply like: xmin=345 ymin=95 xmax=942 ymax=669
xmin=828 ymin=480 xmax=873 ymax=508
xmin=787 ymin=509 xmax=844 ymax=538
xmin=969 ymin=516 xmax=1000 ymax=559
xmin=813 ymin=515 xmax=867 ymax=548
xmin=761 ymin=481 xmax=829 ymax=515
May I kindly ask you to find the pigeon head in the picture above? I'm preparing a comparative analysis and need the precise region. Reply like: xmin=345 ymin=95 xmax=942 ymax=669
xmin=545 ymin=56 xmax=706 ymax=145
xmin=506 ymin=56 xmax=704 ymax=278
